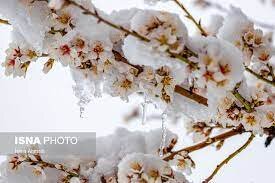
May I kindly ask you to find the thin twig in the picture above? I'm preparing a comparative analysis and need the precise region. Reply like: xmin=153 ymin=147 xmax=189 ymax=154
xmin=163 ymin=125 xmax=245 ymax=161
xmin=245 ymin=67 xmax=275 ymax=87
xmin=173 ymin=0 xmax=208 ymax=36
xmin=203 ymin=133 xmax=255 ymax=183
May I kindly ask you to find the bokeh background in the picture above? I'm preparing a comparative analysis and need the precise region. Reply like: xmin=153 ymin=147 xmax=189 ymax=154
xmin=0 ymin=0 xmax=275 ymax=182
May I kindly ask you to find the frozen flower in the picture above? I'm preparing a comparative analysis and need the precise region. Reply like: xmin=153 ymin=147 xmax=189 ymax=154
xmin=241 ymin=112 xmax=263 ymax=134
xmin=261 ymin=110 xmax=275 ymax=128
xmin=169 ymin=153 xmax=194 ymax=175
xmin=139 ymin=66 xmax=155 ymax=81
xmin=89 ymin=39 xmax=113 ymax=61
xmin=138 ymin=66 xmax=177 ymax=106
xmin=254 ymin=47 xmax=272 ymax=62
xmin=49 ymin=5 xmax=79 ymax=33
xmin=131 ymin=10 xmax=188 ymax=54
xmin=217 ymin=7 xmax=253 ymax=48
xmin=189 ymin=36 xmax=244 ymax=101
xmin=2 ymin=43 xmax=40 ymax=77
xmin=215 ymin=93 xmax=243 ymax=127
xmin=218 ymin=7 xmax=274 ymax=64
xmin=105 ymin=72 xmax=138 ymax=101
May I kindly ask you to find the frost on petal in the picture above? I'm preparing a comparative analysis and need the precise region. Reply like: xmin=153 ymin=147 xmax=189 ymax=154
xmin=130 ymin=10 xmax=188 ymax=54
xmin=2 ymin=30 xmax=40 ymax=77
xmin=217 ymin=7 xmax=274 ymax=64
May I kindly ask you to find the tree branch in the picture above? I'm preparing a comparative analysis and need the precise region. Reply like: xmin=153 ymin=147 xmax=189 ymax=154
xmin=203 ymin=133 xmax=255 ymax=183
xmin=173 ymin=0 xmax=208 ymax=36
xmin=163 ymin=125 xmax=245 ymax=161
xmin=174 ymin=85 xmax=208 ymax=106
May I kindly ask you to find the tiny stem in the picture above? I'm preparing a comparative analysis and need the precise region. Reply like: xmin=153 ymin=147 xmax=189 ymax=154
xmin=245 ymin=67 xmax=275 ymax=87
xmin=231 ymin=82 xmax=254 ymax=113
xmin=203 ymin=133 xmax=255 ymax=183
xmin=163 ymin=125 xmax=245 ymax=161
xmin=231 ymin=91 xmax=253 ymax=113
xmin=173 ymin=0 xmax=208 ymax=36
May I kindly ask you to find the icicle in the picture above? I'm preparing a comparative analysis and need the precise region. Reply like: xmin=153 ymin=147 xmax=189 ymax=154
xmin=141 ymin=94 xmax=150 ymax=125
xmin=73 ymin=82 xmax=92 ymax=118
xmin=79 ymin=100 xmax=86 ymax=118
xmin=159 ymin=112 xmax=168 ymax=157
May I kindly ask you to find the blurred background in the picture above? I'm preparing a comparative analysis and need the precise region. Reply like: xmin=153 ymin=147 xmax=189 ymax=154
xmin=0 ymin=0 xmax=275 ymax=182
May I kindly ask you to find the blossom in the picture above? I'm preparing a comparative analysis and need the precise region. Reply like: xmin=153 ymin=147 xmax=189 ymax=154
xmin=241 ymin=112 xmax=263 ymax=134
xmin=89 ymin=39 xmax=113 ymax=61
xmin=131 ymin=10 xmax=188 ymax=54
xmin=169 ymin=154 xmax=194 ymax=175
xmin=217 ymin=7 xmax=274 ymax=64
xmin=49 ymin=5 xmax=79 ymax=33
xmin=189 ymin=36 xmax=245 ymax=102
xmin=2 ymin=42 xmax=40 ymax=77
xmin=105 ymin=72 xmax=138 ymax=101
